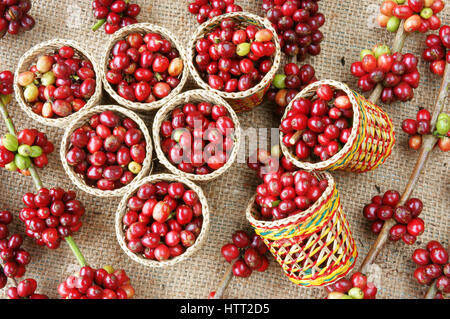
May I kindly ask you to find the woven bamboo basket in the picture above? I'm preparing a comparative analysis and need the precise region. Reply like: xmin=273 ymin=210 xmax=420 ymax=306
xmin=187 ymin=12 xmax=282 ymax=113
xmin=102 ymin=23 xmax=188 ymax=112
xmin=246 ymin=171 xmax=357 ymax=287
xmin=152 ymin=89 xmax=241 ymax=183
xmin=14 ymin=39 xmax=102 ymax=128
xmin=60 ymin=105 xmax=153 ymax=197
xmin=280 ymin=80 xmax=396 ymax=172
xmin=115 ymin=173 xmax=210 ymax=267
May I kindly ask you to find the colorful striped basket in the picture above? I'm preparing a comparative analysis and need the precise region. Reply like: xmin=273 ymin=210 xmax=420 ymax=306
xmin=280 ymin=80 xmax=396 ymax=172
xmin=246 ymin=171 xmax=357 ymax=287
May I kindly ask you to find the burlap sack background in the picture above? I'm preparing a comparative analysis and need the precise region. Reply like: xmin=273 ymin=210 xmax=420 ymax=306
xmin=0 ymin=0 xmax=448 ymax=299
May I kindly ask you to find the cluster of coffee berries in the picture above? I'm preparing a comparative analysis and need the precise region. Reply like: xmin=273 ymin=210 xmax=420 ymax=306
xmin=378 ymin=0 xmax=444 ymax=33
xmin=7 ymin=278 xmax=48 ymax=299
xmin=0 ymin=210 xmax=31 ymax=279
xmin=0 ymin=129 xmax=54 ymax=174
xmin=66 ymin=111 xmax=147 ymax=191
xmin=18 ymin=46 xmax=97 ymax=119
xmin=92 ymin=0 xmax=140 ymax=34
xmin=262 ymin=0 xmax=325 ymax=61
xmin=58 ymin=265 xmax=134 ymax=299
xmin=122 ymin=181 xmax=204 ymax=261
xmin=266 ymin=63 xmax=317 ymax=115
xmin=0 ymin=0 xmax=35 ymax=38
xmin=325 ymin=272 xmax=378 ymax=299
xmin=160 ymin=102 xmax=236 ymax=175
xmin=351 ymin=46 xmax=420 ymax=103
xmin=0 ymin=69 xmax=13 ymax=96
xmin=281 ymin=84 xmax=354 ymax=162
xmin=193 ymin=19 xmax=276 ymax=93
xmin=256 ymin=169 xmax=328 ymax=221
xmin=247 ymin=146 xmax=297 ymax=180
xmin=106 ymin=32 xmax=184 ymax=103
xmin=221 ymin=230 xmax=269 ymax=278
xmin=363 ymin=190 xmax=425 ymax=245
xmin=412 ymin=241 xmax=449 ymax=298
xmin=423 ymin=25 xmax=450 ymax=77
xmin=402 ymin=109 xmax=450 ymax=152
xmin=188 ymin=0 xmax=243 ymax=24
xmin=21 ymin=188 xmax=85 ymax=249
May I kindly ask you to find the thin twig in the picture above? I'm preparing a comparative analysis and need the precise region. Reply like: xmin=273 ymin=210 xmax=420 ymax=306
xmin=213 ymin=263 xmax=233 ymax=299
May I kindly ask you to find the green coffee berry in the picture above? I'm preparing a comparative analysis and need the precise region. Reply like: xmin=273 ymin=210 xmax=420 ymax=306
xmin=348 ymin=287 xmax=364 ymax=299
xmin=40 ymin=71 xmax=56 ymax=86
xmin=14 ymin=154 xmax=31 ymax=170
xmin=273 ymin=74 xmax=287 ymax=89
xmin=2 ymin=133 xmax=18 ymax=152
xmin=360 ymin=49 xmax=374 ymax=61
xmin=30 ymin=145 xmax=43 ymax=158
xmin=18 ymin=144 xmax=32 ymax=157
xmin=236 ymin=43 xmax=251 ymax=56
xmin=5 ymin=161 xmax=17 ymax=172
xmin=436 ymin=118 xmax=450 ymax=136
xmin=387 ymin=16 xmax=401 ymax=33
xmin=373 ymin=44 xmax=391 ymax=58
xmin=128 ymin=161 xmax=142 ymax=174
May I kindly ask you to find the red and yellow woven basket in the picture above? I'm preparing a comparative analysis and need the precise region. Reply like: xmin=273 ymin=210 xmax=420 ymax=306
xmin=246 ymin=171 xmax=357 ymax=287
xmin=280 ymin=80 xmax=396 ymax=172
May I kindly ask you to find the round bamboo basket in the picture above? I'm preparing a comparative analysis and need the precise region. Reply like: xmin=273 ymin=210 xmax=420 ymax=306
xmin=246 ymin=171 xmax=358 ymax=287
xmin=14 ymin=39 xmax=102 ymax=128
xmin=279 ymin=80 xmax=396 ymax=172
xmin=115 ymin=174 xmax=210 ymax=267
xmin=102 ymin=23 xmax=188 ymax=112
xmin=187 ymin=11 xmax=282 ymax=113
xmin=152 ymin=89 xmax=241 ymax=183
xmin=60 ymin=105 xmax=153 ymax=197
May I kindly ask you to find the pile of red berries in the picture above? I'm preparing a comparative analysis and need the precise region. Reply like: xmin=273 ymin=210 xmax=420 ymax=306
xmin=0 ymin=210 xmax=31 ymax=279
xmin=20 ymin=188 xmax=85 ymax=249
xmin=193 ymin=19 xmax=276 ymax=93
xmin=377 ymin=0 xmax=444 ymax=33
xmin=106 ymin=32 xmax=184 ymax=103
xmin=66 ymin=111 xmax=147 ymax=191
xmin=91 ymin=0 xmax=140 ymax=34
xmin=7 ymin=278 xmax=48 ymax=299
xmin=412 ymin=240 xmax=449 ymax=298
xmin=221 ymin=230 xmax=269 ymax=278
xmin=122 ymin=181 xmax=204 ymax=261
xmin=266 ymin=63 xmax=317 ymax=115
xmin=187 ymin=0 xmax=243 ymax=24
xmin=325 ymin=272 xmax=378 ymax=299
xmin=159 ymin=102 xmax=236 ymax=175
xmin=247 ymin=147 xmax=296 ymax=180
xmin=0 ymin=129 xmax=54 ymax=175
xmin=363 ymin=190 xmax=425 ymax=245
xmin=402 ymin=109 xmax=450 ymax=152
xmin=0 ymin=69 xmax=13 ymax=96
xmin=423 ymin=25 xmax=450 ymax=77
xmin=18 ymin=46 xmax=97 ymax=119
xmin=0 ymin=0 xmax=35 ymax=38
xmin=255 ymin=169 xmax=328 ymax=221
xmin=351 ymin=47 xmax=420 ymax=104
xmin=280 ymin=84 xmax=354 ymax=162
xmin=58 ymin=265 xmax=134 ymax=299
xmin=262 ymin=0 xmax=325 ymax=61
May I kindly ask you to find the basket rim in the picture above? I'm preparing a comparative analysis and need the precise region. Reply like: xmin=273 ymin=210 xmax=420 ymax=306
xmin=246 ymin=171 xmax=336 ymax=229
xmin=101 ymin=23 xmax=189 ymax=112
xmin=152 ymin=89 xmax=242 ymax=182
xmin=279 ymin=80 xmax=362 ymax=171
xmin=187 ymin=11 xmax=282 ymax=100
xmin=59 ymin=104 xmax=153 ymax=197
xmin=114 ymin=173 xmax=210 ymax=267
xmin=13 ymin=38 xmax=103 ymax=128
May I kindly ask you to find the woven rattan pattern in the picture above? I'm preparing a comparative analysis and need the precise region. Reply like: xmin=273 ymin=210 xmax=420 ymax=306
xmin=0 ymin=1 xmax=448 ymax=299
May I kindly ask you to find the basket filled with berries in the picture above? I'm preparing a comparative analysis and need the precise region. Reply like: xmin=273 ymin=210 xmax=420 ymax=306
xmin=187 ymin=11 xmax=282 ymax=113
xmin=246 ymin=170 xmax=357 ymax=287
xmin=14 ymin=39 xmax=102 ymax=128
xmin=279 ymin=80 xmax=396 ymax=172
xmin=102 ymin=23 xmax=188 ymax=111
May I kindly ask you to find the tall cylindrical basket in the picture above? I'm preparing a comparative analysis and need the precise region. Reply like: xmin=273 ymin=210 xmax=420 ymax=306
xmin=246 ymin=171 xmax=357 ymax=287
